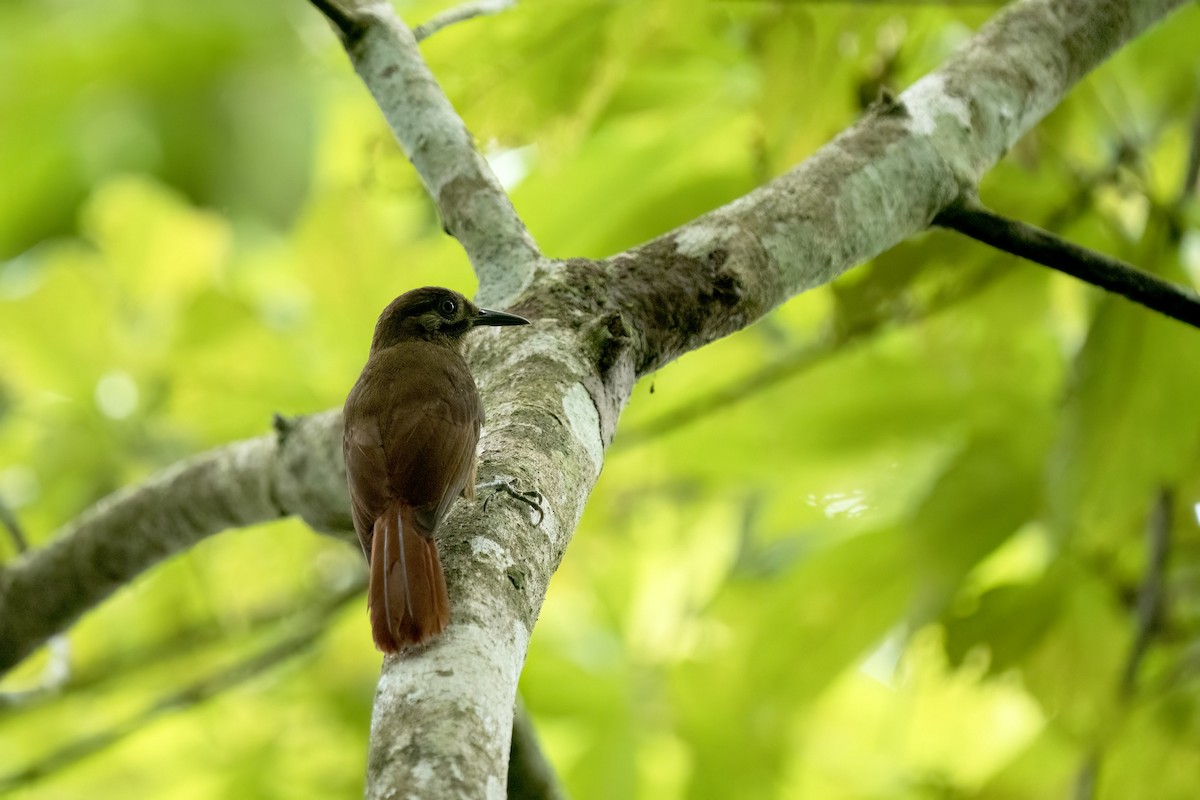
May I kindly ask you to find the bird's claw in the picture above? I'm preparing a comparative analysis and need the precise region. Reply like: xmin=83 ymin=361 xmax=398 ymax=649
xmin=479 ymin=478 xmax=544 ymax=526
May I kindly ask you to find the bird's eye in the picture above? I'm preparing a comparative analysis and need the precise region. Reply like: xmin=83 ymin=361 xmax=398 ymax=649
xmin=439 ymin=298 xmax=457 ymax=316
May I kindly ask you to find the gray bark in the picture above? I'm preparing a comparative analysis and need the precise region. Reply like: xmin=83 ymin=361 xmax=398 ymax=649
xmin=0 ymin=411 xmax=351 ymax=670
xmin=0 ymin=0 xmax=1188 ymax=797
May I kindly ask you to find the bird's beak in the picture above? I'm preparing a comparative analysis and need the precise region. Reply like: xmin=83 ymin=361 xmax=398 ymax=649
xmin=472 ymin=307 xmax=530 ymax=327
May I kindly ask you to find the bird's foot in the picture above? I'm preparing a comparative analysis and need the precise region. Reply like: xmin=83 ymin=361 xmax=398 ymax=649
xmin=479 ymin=477 xmax=544 ymax=526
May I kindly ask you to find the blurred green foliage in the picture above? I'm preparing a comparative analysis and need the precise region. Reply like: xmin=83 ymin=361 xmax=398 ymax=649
xmin=2 ymin=0 xmax=1200 ymax=798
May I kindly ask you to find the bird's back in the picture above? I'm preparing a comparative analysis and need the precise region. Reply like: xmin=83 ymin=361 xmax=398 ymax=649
xmin=343 ymin=341 xmax=483 ymax=537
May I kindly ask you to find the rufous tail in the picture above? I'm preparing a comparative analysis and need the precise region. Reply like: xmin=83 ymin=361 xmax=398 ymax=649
xmin=368 ymin=501 xmax=450 ymax=653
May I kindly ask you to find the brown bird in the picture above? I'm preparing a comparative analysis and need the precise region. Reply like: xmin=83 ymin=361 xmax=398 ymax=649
xmin=343 ymin=287 xmax=529 ymax=653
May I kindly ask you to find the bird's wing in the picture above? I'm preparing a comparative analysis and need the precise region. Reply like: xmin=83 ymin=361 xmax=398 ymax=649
xmin=379 ymin=356 xmax=482 ymax=532
xmin=343 ymin=391 xmax=392 ymax=560
xmin=416 ymin=399 xmax=481 ymax=530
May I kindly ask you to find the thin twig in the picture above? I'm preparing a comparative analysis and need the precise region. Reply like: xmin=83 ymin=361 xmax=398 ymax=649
xmin=413 ymin=0 xmax=516 ymax=42
xmin=934 ymin=200 xmax=1200 ymax=329
xmin=613 ymin=263 xmax=1003 ymax=450
xmin=1074 ymin=751 xmax=1100 ymax=800
xmin=0 ymin=615 xmax=335 ymax=791
xmin=762 ymin=1 xmax=1005 ymax=5
xmin=1120 ymin=489 xmax=1172 ymax=696
xmin=1073 ymin=489 xmax=1173 ymax=799
xmin=620 ymin=181 xmax=1112 ymax=451
xmin=615 ymin=332 xmax=842 ymax=450
xmin=0 ymin=496 xmax=29 ymax=554
xmin=1183 ymin=102 xmax=1200 ymax=201
xmin=0 ymin=574 xmax=366 ymax=711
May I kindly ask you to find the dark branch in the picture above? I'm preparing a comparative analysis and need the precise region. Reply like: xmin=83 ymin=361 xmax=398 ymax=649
xmin=0 ymin=496 xmax=29 ymax=555
xmin=0 ymin=499 xmax=73 ymax=701
xmin=307 ymin=0 xmax=364 ymax=42
xmin=1073 ymin=489 xmax=1173 ymax=799
xmin=1074 ymin=751 xmax=1100 ymax=800
xmin=508 ymin=698 xmax=566 ymax=800
xmin=934 ymin=201 xmax=1200 ymax=329
xmin=1 ymin=575 xmax=366 ymax=711
xmin=0 ymin=635 xmax=317 ymax=790
xmin=1184 ymin=102 xmax=1200 ymax=201
xmin=1120 ymin=489 xmax=1172 ymax=696
xmin=0 ymin=589 xmax=356 ymax=791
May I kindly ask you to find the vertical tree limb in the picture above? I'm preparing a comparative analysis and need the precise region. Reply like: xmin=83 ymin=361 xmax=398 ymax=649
xmin=307 ymin=0 xmax=541 ymax=305
xmin=507 ymin=698 xmax=566 ymax=800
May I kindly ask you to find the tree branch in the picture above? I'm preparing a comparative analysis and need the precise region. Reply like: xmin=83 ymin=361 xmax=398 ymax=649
xmin=0 ymin=497 xmax=73 ymax=698
xmin=1121 ymin=488 xmax=1172 ymax=696
xmin=0 ymin=410 xmax=352 ymax=673
xmin=412 ymin=0 xmax=516 ymax=42
xmin=507 ymin=698 xmax=566 ymax=800
xmin=308 ymin=0 xmax=364 ymax=42
xmin=616 ymin=172 xmax=1111 ymax=450
xmin=1 ymin=574 xmax=367 ymax=711
xmin=521 ymin=0 xmax=1192 ymax=385
xmin=0 ymin=612 xmax=336 ymax=793
xmin=0 ymin=495 xmax=30 ymax=555
xmin=1184 ymin=101 xmax=1200 ymax=201
xmin=613 ymin=260 xmax=1003 ymax=450
xmin=934 ymin=200 xmax=1200 ymax=328
xmin=307 ymin=0 xmax=540 ymax=305
xmin=1073 ymin=488 xmax=1173 ymax=799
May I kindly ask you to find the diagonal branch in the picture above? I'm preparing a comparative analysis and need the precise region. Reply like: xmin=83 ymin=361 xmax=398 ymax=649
xmin=308 ymin=0 xmax=363 ymax=41
xmin=306 ymin=0 xmax=540 ymax=305
xmin=0 ymin=611 xmax=337 ymax=793
xmin=615 ymin=176 xmax=1110 ymax=450
xmin=0 ymin=410 xmax=353 ymax=674
xmin=0 ymin=498 xmax=74 ymax=701
xmin=613 ymin=261 xmax=1004 ymax=450
xmin=0 ymin=496 xmax=30 ymax=555
xmin=412 ymin=0 xmax=516 ymax=41
xmin=540 ymin=0 xmax=1193 ymax=383
xmin=935 ymin=200 xmax=1200 ymax=328
xmin=2 ymin=589 xmax=365 ymax=714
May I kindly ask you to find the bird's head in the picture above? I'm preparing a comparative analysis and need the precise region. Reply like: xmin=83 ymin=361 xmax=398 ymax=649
xmin=370 ymin=287 xmax=529 ymax=352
